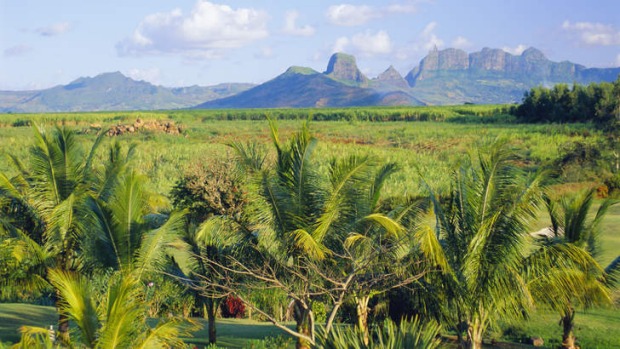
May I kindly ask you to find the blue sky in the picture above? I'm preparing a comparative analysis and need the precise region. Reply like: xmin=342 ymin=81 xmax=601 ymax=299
xmin=1 ymin=0 xmax=619 ymax=90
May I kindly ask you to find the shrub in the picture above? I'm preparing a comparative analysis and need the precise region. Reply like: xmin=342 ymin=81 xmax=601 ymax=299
xmin=171 ymin=157 xmax=248 ymax=224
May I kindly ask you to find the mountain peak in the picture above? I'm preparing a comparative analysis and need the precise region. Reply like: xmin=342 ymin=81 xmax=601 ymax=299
xmin=375 ymin=65 xmax=409 ymax=89
xmin=521 ymin=47 xmax=546 ymax=60
xmin=324 ymin=52 xmax=368 ymax=85
xmin=283 ymin=66 xmax=319 ymax=76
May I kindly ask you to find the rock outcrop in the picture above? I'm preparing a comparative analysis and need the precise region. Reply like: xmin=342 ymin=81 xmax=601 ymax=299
xmin=406 ymin=46 xmax=620 ymax=89
xmin=324 ymin=52 xmax=369 ymax=85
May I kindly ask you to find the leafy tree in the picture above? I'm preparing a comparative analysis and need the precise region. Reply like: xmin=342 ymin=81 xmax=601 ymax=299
xmin=170 ymin=158 xmax=249 ymax=345
xmin=540 ymin=189 xmax=619 ymax=349
xmin=194 ymin=119 xmax=424 ymax=349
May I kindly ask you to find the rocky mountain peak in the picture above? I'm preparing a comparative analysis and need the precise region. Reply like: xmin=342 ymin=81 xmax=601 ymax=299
xmin=376 ymin=65 xmax=408 ymax=89
xmin=377 ymin=66 xmax=402 ymax=80
xmin=324 ymin=52 xmax=369 ymax=85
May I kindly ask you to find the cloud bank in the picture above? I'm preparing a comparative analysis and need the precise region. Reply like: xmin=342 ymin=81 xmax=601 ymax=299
xmin=117 ymin=1 xmax=269 ymax=58
xmin=562 ymin=20 xmax=620 ymax=46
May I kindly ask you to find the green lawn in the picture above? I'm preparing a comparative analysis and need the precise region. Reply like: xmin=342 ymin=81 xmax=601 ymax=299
xmin=184 ymin=318 xmax=295 ymax=348
xmin=0 ymin=303 xmax=57 ymax=344
xmin=1 ymin=303 xmax=619 ymax=348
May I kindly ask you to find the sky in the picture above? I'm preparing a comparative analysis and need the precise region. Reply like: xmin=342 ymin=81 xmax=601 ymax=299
xmin=1 ymin=0 xmax=619 ymax=90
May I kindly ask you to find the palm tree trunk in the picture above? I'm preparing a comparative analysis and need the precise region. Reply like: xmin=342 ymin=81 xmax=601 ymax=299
xmin=57 ymin=312 xmax=70 ymax=344
xmin=206 ymin=298 xmax=218 ymax=344
xmin=355 ymin=295 xmax=371 ymax=346
xmin=561 ymin=306 xmax=577 ymax=349
xmin=466 ymin=321 xmax=484 ymax=349
xmin=293 ymin=300 xmax=314 ymax=349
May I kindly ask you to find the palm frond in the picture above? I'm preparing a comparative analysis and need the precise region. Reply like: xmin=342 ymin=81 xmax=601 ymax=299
xmin=292 ymin=228 xmax=329 ymax=261
xmin=96 ymin=274 xmax=143 ymax=349
xmin=133 ymin=318 xmax=198 ymax=349
xmin=48 ymin=268 xmax=99 ymax=347
xmin=134 ymin=210 xmax=186 ymax=280
xmin=604 ymin=256 xmax=620 ymax=289
xmin=363 ymin=213 xmax=403 ymax=240
xmin=415 ymin=222 xmax=449 ymax=271
xmin=14 ymin=326 xmax=57 ymax=349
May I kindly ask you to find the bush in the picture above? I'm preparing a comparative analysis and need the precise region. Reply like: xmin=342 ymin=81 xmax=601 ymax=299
xmin=221 ymin=295 xmax=246 ymax=318
xmin=171 ymin=157 xmax=248 ymax=224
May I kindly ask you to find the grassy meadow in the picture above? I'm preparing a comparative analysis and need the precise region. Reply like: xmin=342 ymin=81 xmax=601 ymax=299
xmin=0 ymin=107 xmax=603 ymax=199
xmin=0 ymin=106 xmax=618 ymax=348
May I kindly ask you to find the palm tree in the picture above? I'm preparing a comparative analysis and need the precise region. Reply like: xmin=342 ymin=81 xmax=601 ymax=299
xmin=416 ymin=143 xmax=600 ymax=349
xmin=540 ymin=189 xmax=618 ymax=349
xmin=218 ymin=119 xmax=416 ymax=349
xmin=0 ymin=127 xmax=184 ymax=343
xmin=16 ymin=268 xmax=194 ymax=349
xmin=0 ymin=125 xmax=106 ymax=342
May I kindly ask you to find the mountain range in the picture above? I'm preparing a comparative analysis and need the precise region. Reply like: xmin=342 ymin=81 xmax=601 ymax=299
xmin=1 ymin=47 xmax=619 ymax=112
xmin=0 ymin=72 xmax=254 ymax=113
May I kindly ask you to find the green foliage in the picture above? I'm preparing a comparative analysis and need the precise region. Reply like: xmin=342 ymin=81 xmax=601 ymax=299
xmin=171 ymin=157 xmax=248 ymax=224
xmin=14 ymin=269 xmax=195 ymax=348
xmin=316 ymin=318 xmax=441 ymax=349
xmin=243 ymin=335 xmax=294 ymax=349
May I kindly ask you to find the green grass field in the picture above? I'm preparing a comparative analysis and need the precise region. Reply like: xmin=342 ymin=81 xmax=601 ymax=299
xmin=0 ymin=110 xmax=604 ymax=199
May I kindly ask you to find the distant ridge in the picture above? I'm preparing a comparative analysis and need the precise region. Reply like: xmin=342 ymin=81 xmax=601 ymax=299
xmin=0 ymin=72 xmax=254 ymax=113
xmin=1 ymin=46 xmax=619 ymax=112
xmin=404 ymin=47 xmax=620 ymax=104
xmin=196 ymin=47 xmax=619 ymax=108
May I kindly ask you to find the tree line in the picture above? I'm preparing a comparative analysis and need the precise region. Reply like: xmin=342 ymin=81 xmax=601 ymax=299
xmin=0 ymin=121 xmax=619 ymax=349
xmin=514 ymin=78 xmax=620 ymax=126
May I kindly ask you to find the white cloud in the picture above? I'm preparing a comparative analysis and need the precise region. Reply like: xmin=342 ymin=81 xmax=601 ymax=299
xmin=326 ymin=2 xmax=421 ymax=26
xmin=283 ymin=10 xmax=315 ymax=36
xmin=452 ymin=36 xmax=472 ymax=49
xmin=562 ymin=20 xmax=620 ymax=46
xmin=392 ymin=21 xmax=444 ymax=61
xmin=326 ymin=4 xmax=378 ymax=26
xmin=502 ymin=44 xmax=528 ymax=55
xmin=125 ymin=68 xmax=162 ymax=84
xmin=351 ymin=30 xmax=392 ymax=56
xmin=332 ymin=37 xmax=350 ymax=53
xmin=616 ymin=54 xmax=620 ymax=67
xmin=420 ymin=22 xmax=444 ymax=51
xmin=3 ymin=44 xmax=32 ymax=57
xmin=36 ymin=22 xmax=71 ymax=36
xmin=117 ymin=1 xmax=269 ymax=58
xmin=331 ymin=30 xmax=392 ymax=57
